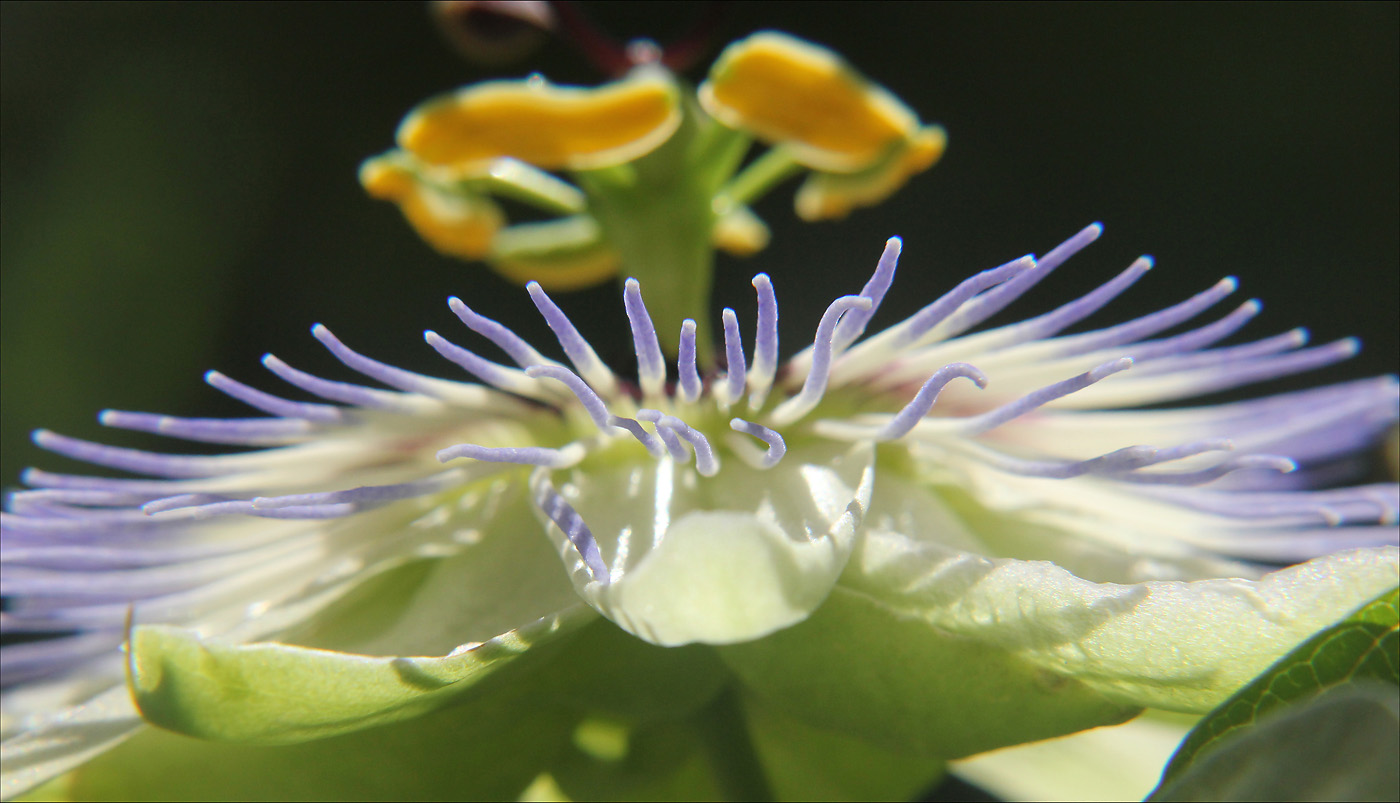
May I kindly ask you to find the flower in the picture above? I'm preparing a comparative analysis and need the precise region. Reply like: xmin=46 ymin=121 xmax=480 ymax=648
xmin=2 ymin=224 xmax=1395 ymax=800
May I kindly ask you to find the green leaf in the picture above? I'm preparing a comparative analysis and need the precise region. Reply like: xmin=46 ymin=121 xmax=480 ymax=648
xmin=129 ymin=606 xmax=594 ymax=744
xmin=1154 ymin=585 xmax=1398 ymax=791
xmin=1148 ymin=683 xmax=1399 ymax=802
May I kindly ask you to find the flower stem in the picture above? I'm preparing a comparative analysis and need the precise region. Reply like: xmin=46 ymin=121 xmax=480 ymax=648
xmin=579 ymin=165 xmax=717 ymax=362
xmin=694 ymin=685 xmax=775 ymax=803
xmin=576 ymin=97 xmax=725 ymax=364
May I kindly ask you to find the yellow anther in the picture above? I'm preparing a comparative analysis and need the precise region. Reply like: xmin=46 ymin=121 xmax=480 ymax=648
xmin=795 ymin=125 xmax=947 ymax=221
xmin=699 ymin=32 xmax=922 ymax=173
xmin=711 ymin=203 xmax=771 ymax=256
xmin=360 ymin=155 xmax=503 ymax=259
xmin=398 ymin=68 xmax=681 ymax=171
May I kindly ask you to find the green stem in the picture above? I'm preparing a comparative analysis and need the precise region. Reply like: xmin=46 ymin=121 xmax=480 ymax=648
xmin=693 ymin=685 xmax=775 ymax=803
xmin=571 ymin=97 xmax=764 ymax=365
xmin=576 ymin=102 xmax=724 ymax=364
xmin=580 ymin=168 xmax=717 ymax=363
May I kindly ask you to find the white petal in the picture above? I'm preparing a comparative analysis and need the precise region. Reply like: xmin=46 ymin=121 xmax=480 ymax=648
xmin=0 ymin=686 xmax=142 ymax=801
xmin=950 ymin=711 xmax=1198 ymax=802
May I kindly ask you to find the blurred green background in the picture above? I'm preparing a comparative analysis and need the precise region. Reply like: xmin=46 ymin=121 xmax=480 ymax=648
xmin=3 ymin=2 xmax=1397 ymax=487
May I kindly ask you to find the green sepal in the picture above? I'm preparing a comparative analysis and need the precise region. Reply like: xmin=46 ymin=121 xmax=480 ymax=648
xmin=1153 ymin=585 xmax=1399 ymax=792
xmin=128 ymin=605 xmax=595 ymax=745
xmin=64 ymin=677 xmax=582 ymax=801
xmin=718 ymin=587 xmax=1139 ymax=760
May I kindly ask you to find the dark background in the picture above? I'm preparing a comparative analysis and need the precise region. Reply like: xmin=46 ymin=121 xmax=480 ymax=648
xmin=4 ymin=2 xmax=1397 ymax=486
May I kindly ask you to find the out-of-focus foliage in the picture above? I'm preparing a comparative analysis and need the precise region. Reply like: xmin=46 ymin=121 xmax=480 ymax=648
xmin=1151 ymin=587 xmax=1399 ymax=801
xmin=1149 ymin=684 xmax=1398 ymax=802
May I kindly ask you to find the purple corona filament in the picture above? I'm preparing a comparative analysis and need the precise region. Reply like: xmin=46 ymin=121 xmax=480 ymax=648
xmin=721 ymin=308 xmax=748 ymax=407
xmin=527 ymin=281 xmax=618 ymax=396
xmin=677 ymin=320 xmax=703 ymax=404
xmin=747 ymin=274 xmax=779 ymax=410
xmin=770 ymin=295 xmax=874 ymax=426
xmin=437 ymin=444 xmax=582 ymax=468
xmin=936 ymin=223 xmax=1105 ymax=341
xmin=638 ymin=409 xmax=691 ymax=462
xmin=728 ymin=419 xmax=786 ymax=468
xmin=448 ymin=296 xmax=555 ymax=369
xmin=957 ymin=358 xmax=1136 ymax=436
xmin=533 ymin=478 xmax=608 ymax=581
xmin=870 ymin=363 xmax=988 ymax=441
xmin=624 ymin=278 xmax=668 ymax=402
xmin=204 ymin=370 xmax=342 ymax=422
xmin=832 ymin=236 xmax=901 ymax=352
xmin=424 ymin=330 xmax=555 ymax=401
xmin=260 ymin=353 xmax=418 ymax=413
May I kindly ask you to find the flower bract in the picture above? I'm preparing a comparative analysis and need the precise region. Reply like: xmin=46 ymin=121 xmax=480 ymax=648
xmin=2 ymin=226 xmax=1396 ymax=800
